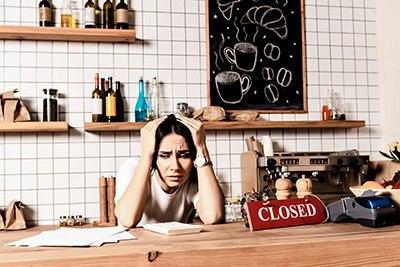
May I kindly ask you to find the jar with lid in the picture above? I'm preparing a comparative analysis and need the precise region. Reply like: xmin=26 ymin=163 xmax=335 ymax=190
xmin=43 ymin=88 xmax=58 ymax=122
xmin=176 ymin=102 xmax=190 ymax=117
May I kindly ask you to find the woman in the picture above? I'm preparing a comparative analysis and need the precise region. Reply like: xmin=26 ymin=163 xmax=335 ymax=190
xmin=115 ymin=114 xmax=224 ymax=227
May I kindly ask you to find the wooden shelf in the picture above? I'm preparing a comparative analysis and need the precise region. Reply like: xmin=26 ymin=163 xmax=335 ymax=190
xmin=84 ymin=120 xmax=365 ymax=132
xmin=0 ymin=25 xmax=135 ymax=43
xmin=0 ymin=122 xmax=69 ymax=132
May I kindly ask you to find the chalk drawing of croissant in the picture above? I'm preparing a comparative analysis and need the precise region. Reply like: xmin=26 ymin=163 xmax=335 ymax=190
xmin=217 ymin=0 xmax=242 ymax=21
xmin=240 ymin=5 xmax=288 ymax=39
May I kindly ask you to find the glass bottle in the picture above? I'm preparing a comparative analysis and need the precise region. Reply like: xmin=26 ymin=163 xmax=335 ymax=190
xmin=147 ymin=77 xmax=159 ymax=120
xmin=39 ymin=0 xmax=53 ymax=27
xmin=94 ymin=0 xmax=101 ymax=28
xmin=322 ymin=97 xmax=330 ymax=121
xmin=105 ymin=77 xmax=117 ymax=122
xmin=115 ymin=81 xmax=124 ymax=122
xmin=91 ymin=73 xmax=102 ymax=122
xmin=43 ymin=88 xmax=58 ymax=122
xmin=84 ymin=0 xmax=96 ymax=28
xmin=115 ymin=0 xmax=129 ymax=29
xmin=103 ymin=0 xmax=114 ymax=29
xmin=135 ymin=77 xmax=148 ymax=122
xmin=69 ymin=0 xmax=79 ymax=28
xmin=100 ymin=78 xmax=106 ymax=121
xmin=61 ymin=0 xmax=72 ymax=28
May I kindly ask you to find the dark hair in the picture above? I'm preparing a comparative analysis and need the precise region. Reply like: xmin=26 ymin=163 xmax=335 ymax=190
xmin=152 ymin=114 xmax=198 ymax=181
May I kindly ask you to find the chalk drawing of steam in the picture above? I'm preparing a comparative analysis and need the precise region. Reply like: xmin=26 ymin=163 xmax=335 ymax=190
xmin=240 ymin=5 xmax=288 ymax=39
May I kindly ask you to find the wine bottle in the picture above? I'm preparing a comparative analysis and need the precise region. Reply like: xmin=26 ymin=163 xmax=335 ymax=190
xmin=91 ymin=73 xmax=103 ymax=122
xmin=103 ymin=0 xmax=114 ymax=29
xmin=84 ymin=0 xmax=96 ymax=28
xmin=95 ymin=0 xmax=101 ymax=28
xmin=135 ymin=77 xmax=148 ymax=122
xmin=105 ymin=77 xmax=117 ymax=122
xmin=115 ymin=81 xmax=124 ymax=122
xmin=100 ymin=78 xmax=106 ymax=121
xmin=115 ymin=0 xmax=129 ymax=29
xmin=39 ymin=0 xmax=53 ymax=27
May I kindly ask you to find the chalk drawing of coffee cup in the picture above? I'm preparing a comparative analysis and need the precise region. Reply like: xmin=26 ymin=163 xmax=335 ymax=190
xmin=215 ymin=71 xmax=252 ymax=104
xmin=224 ymin=42 xmax=258 ymax=72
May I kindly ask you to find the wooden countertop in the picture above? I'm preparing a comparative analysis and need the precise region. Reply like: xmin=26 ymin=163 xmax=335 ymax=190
xmin=0 ymin=222 xmax=398 ymax=266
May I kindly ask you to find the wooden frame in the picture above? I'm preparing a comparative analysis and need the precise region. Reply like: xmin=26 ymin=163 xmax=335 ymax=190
xmin=206 ymin=0 xmax=307 ymax=113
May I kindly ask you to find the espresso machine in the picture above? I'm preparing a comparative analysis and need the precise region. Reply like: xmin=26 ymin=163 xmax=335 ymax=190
xmin=241 ymin=150 xmax=369 ymax=204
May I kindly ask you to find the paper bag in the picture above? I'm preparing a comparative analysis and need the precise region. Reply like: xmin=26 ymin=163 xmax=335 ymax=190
xmin=14 ymin=99 xmax=31 ymax=122
xmin=0 ymin=89 xmax=31 ymax=122
xmin=4 ymin=200 xmax=26 ymax=230
xmin=0 ymin=212 xmax=4 ymax=230
xmin=0 ymin=99 xmax=3 ymax=122
xmin=3 ymin=99 xmax=18 ymax=122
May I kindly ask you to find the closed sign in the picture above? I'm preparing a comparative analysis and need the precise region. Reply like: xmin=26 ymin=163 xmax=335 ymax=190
xmin=244 ymin=195 xmax=327 ymax=231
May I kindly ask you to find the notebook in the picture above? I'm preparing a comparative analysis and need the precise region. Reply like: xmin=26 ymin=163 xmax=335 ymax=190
xmin=143 ymin=221 xmax=203 ymax=235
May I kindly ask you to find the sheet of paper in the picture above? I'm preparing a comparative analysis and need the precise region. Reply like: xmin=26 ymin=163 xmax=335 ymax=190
xmin=6 ymin=226 xmax=136 ymax=247
xmin=90 ymin=231 xmax=137 ymax=247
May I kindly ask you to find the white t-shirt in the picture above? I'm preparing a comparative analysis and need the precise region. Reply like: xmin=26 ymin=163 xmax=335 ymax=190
xmin=115 ymin=158 xmax=200 ymax=226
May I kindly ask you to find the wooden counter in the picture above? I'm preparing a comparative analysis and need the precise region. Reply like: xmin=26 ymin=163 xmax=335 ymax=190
xmin=0 ymin=222 xmax=398 ymax=266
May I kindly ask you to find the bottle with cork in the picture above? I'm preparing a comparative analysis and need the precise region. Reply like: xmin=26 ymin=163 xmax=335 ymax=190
xmin=105 ymin=77 xmax=117 ymax=122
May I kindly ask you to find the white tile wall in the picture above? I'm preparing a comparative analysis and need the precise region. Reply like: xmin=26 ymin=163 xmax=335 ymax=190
xmin=0 ymin=0 xmax=379 ymax=225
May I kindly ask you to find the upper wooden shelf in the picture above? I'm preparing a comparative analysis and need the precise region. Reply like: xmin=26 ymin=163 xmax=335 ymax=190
xmin=0 ymin=122 xmax=69 ymax=132
xmin=84 ymin=120 xmax=365 ymax=132
xmin=0 ymin=25 xmax=135 ymax=43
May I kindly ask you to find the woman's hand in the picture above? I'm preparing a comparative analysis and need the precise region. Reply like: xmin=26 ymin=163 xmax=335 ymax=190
xmin=140 ymin=117 xmax=165 ymax=159
xmin=176 ymin=115 xmax=207 ymax=150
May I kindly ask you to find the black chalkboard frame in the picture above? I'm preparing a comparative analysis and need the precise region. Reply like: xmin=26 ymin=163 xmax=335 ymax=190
xmin=206 ymin=0 xmax=308 ymax=113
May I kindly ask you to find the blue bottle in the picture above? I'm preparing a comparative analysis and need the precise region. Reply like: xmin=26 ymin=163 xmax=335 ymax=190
xmin=135 ymin=76 xmax=148 ymax=122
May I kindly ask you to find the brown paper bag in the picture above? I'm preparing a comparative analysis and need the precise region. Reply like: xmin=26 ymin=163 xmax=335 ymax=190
xmin=3 ymin=99 xmax=18 ymax=122
xmin=0 ymin=89 xmax=31 ymax=122
xmin=0 ymin=212 xmax=4 ymax=230
xmin=4 ymin=200 xmax=26 ymax=230
xmin=14 ymin=99 xmax=31 ymax=122
xmin=0 ymin=99 xmax=3 ymax=122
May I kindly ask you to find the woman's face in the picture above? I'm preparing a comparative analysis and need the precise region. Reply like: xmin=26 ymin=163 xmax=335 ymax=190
xmin=156 ymin=133 xmax=193 ymax=192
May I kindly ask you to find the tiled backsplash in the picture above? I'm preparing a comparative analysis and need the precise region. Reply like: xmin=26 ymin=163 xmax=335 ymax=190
xmin=0 ymin=0 xmax=379 ymax=225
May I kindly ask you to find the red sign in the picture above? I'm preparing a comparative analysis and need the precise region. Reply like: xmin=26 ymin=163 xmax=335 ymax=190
xmin=244 ymin=195 xmax=327 ymax=231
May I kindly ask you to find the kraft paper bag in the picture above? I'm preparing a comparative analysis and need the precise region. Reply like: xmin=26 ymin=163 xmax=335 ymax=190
xmin=0 ymin=99 xmax=3 ymax=122
xmin=14 ymin=99 xmax=31 ymax=122
xmin=3 ymin=99 xmax=18 ymax=122
xmin=4 ymin=200 xmax=26 ymax=231
xmin=0 ymin=212 xmax=4 ymax=230
xmin=0 ymin=89 xmax=31 ymax=122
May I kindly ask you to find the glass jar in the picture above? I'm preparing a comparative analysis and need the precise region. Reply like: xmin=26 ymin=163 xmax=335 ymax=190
xmin=176 ymin=102 xmax=190 ymax=117
xmin=43 ymin=88 xmax=58 ymax=122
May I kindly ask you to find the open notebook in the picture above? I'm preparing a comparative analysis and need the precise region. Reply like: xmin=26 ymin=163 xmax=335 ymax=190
xmin=143 ymin=221 xmax=203 ymax=235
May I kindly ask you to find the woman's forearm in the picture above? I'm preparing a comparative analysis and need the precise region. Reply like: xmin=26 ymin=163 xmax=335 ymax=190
xmin=115 ymin=155 xmax=153 ymax=227
xmin=195 ymin=146 xmax=225 ymax=224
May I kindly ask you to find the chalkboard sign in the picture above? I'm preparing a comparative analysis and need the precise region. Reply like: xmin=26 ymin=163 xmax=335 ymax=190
xmin=206 ymin=0 xmax=307 ymax=113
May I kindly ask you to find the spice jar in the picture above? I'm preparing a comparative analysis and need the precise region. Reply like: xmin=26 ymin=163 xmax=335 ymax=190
xmin=176 ymin=102 xmax=190 ymax=117
xmin=43 ymin=88 xmax=58 ymax=121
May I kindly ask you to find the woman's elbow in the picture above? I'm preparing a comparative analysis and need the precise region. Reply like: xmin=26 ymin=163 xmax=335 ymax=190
xmin=115 ymin=207 xmax=135 ymax=228
xmin=201 ymin=211 xmax=224 ymax=225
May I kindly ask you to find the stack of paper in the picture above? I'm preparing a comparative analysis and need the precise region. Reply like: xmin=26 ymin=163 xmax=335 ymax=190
xmin=6 ymin=226 xmax=137 ymax=247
